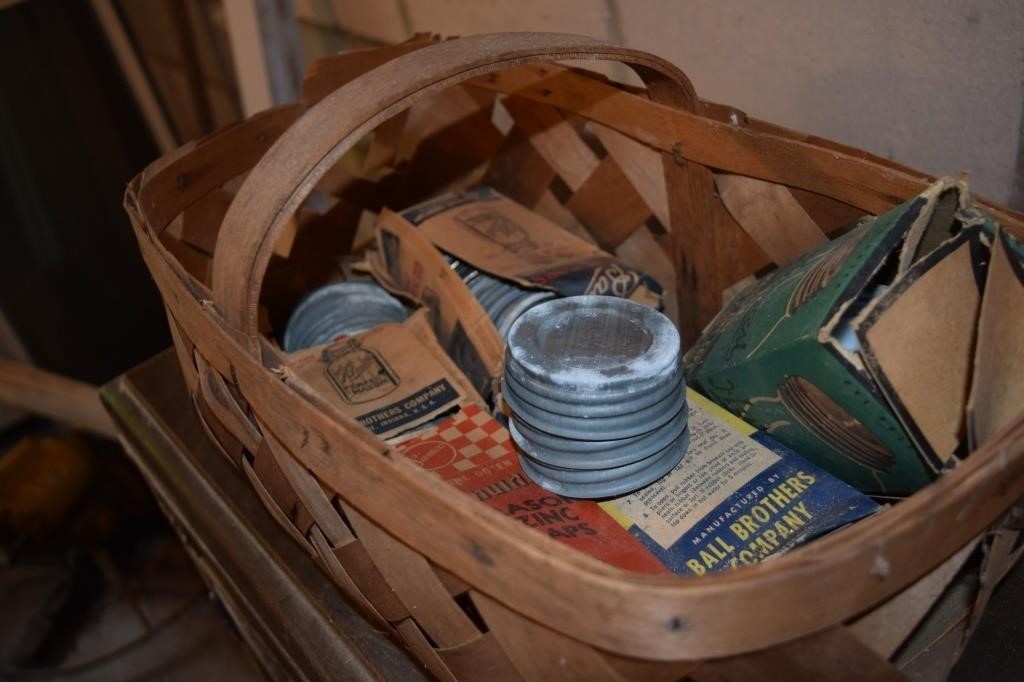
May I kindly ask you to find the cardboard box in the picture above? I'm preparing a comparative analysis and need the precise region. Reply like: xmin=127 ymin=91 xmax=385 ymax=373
xmin=686 ymin=179 xmax=1000 ymax=495
xmin=967 ymin=228 xmax=1024 ymax=449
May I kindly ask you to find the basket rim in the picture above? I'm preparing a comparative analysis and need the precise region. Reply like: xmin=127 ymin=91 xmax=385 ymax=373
xmin=125 ymin=198 xmax=1024 ymax=659
xmin=121 ymin=43 xmax=1024 ymax=661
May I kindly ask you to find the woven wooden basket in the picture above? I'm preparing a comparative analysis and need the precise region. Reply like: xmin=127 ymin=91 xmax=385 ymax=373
xmin=124 ymin=33 xmax=1024 ymax=680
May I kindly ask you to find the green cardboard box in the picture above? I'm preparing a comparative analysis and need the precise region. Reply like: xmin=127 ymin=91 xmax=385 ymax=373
xmin=686 ymin=179 xmax=997 ymax=495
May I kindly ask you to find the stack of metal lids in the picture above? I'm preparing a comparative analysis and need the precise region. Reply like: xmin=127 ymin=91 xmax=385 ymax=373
xmin=282 ymin=280 xmax=407 ymax=352
xmin=503 ymin=296 xmax=689 ymax=498
xmin=447 ymin=258 xmax=556 ymax=338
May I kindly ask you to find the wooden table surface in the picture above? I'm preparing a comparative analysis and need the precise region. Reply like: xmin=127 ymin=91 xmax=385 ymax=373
xmin=101 ymin=349 xmax=428 ymax=682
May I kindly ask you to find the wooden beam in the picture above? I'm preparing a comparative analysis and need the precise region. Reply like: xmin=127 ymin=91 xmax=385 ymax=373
xmin=90 ymin=0 xmax=177 ymax=153
xmin=223 ymin=0 xmax=274 ymax=116
xmin=0 ymin=360 xmax=117 ymax=439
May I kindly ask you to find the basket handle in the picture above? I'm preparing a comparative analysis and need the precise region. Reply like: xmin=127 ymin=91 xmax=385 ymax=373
xmin=212 ymin=32 xmax=701 ymax=348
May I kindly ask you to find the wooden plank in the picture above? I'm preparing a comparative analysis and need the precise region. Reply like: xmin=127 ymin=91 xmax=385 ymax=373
xmin=592 ymin=122 xmax=670 ymax=228
xmin=483 ymin=125 xmax=557 ymax=208
xmin=716 ymin=173 xmax=828 ymax=266
xmin=167 ymin=0 xmax=216 ymax=135
xmin=788 ymin=186 xmax=867 ymax=236
xmin=615 ymin=226 xmax=678 ymax=325
xmin=182 ymin=188 xmax=234 ymax=254
xmin=850 ymin=537 xmax=979 ymax=658
xmin=183 ymin=0 xmax=246 ymax=129
xmin=260 ymin=427 xmax=355 ymax=547
xmin=437 ymin=632 xmax=523 ymax=682
xmin=252 ymin=0 xmax=302 ymax=104
xmin=699 ymin=627 xmax=904 ymax=681
xmin=663 ymin=159 xmax=770 ymax=343
xmin=467 ymin=64 xmax=1024 ymax=235
xmin=473 ymin=591 xmax=633 ymax=682
xmin=308 ymin=523 xmax=392 ymax=630
xmin=502 ymin=96 xmax=599 ymax=191
xmin=223 ymin=0 xmax=274 ymax=115
xmin=343 ymin=503 xmax=482 ymax=648
xmin=0 ymin=310 xmax=30 ymax=430
xmin=564 ymin=156 xmax=652 ymax=251
xmin=90 ymin=0 xmax=177 ymax=153
xmin=195 ymin=352 xmax=260 ymax=452
xmin=0 ymin=360 xmax=117 ymax=439
xmin=530 ymin=189 xmax=593 ymax=243
xmin=139 ymin=103 xmax=301 ymax=234
xmin=117 ymin=0 xmax=242 ymax=139
xmin=302 ymin=36 xmax=439 ymax=105
xmin=394 ymin=619 xmax=458 ymax=682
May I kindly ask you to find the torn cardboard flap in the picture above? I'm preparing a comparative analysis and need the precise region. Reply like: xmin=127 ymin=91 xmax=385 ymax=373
xmin=857 ymin=228 xmax=987 ymax=466
xmin=288 ymin=310 xmax=480 ymax=441
xmin=849 ymin=180 xmax=997 ymax=467
xmin=967 ymin=229 xmax=1024 ymax=449
xmin=398 ymin=186 xmax=664 ymax=306
xmin=897 ymin=177 xmax=970 ymax=272
xmin=372 ymin=208 xmax=505 ymax=401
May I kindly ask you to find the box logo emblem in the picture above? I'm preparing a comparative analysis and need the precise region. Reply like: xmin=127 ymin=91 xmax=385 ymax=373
xmin=455 ymin=208 xmax=536 ymax=253
xmin=324 ymin=340 xmax=400 ymax=404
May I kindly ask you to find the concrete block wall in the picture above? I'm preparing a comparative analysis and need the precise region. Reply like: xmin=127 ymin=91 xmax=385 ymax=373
xmin=307 ymin=0 xmax=1024 ymax=208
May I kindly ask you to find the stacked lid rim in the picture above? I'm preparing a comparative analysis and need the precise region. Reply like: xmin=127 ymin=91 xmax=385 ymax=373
xmin=504 ymin=296 xmax=690 ymax=498
xmin=447 ymin=257 xmax=556 ymax=339
xmin=282 ymin=280 xmax=407 ymax=352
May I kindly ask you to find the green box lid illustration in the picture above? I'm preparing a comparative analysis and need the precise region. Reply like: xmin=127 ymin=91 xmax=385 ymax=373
xmin=686 ymin=178 xmax=997 ymax=495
